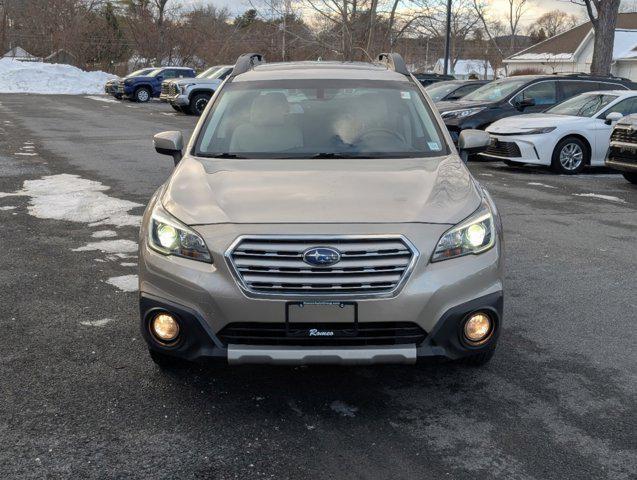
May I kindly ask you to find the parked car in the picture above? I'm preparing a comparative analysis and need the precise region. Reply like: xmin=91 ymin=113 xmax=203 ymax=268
xmin=425 ymin=80 xmax=490 ymax=102
xmin=437 ymin=74 xmax=636 ymax=144
xmin=141 ymin=53 xmax=503 ymax=369
xmin=606 ymin=114 xmax=637 ymax=184
xmin=160 ymin=65 xmax=233 ymax=115
xmin=105 ymin=67 xmax=157 ymax=99
xmin=117 ymin=67 xmax=196 ymax=102
xmin=413 ymin=72 xmax=455 ymax=87
xmin=480 ymin=90 xmax=637 ymax=174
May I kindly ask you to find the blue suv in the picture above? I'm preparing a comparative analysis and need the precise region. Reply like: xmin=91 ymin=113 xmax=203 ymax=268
xmin=117 ymin=67 xmax=196 ymax=102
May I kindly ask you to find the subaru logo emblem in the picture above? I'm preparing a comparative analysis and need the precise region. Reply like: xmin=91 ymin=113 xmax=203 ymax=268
xmin=303 ymin=247 xmax=341 ymax=267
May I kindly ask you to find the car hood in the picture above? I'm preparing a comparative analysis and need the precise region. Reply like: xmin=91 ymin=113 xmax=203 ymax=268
xmin=487 ymin=114 xmax=585 ymax=133
xmin=436 ymin=99 xmax=492 ymax=112
xmin=161 ymin=156 xmax=482 ymax=225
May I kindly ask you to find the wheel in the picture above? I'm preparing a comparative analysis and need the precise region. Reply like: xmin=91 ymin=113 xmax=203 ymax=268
xmin=503 ymin=160 xmax=523 ymax=167
xmin=623 ymin=172 xmax=637 ymax=184
xmin=171 ymin=104 xmax=183 ymax=113
xmin=551 ymin=137 xmax=588 ymax=174
xmin=148 ymin=349 xmax=189 ymax=369
xmin=457 ymin=346 xmax=496 ymax=367
xmin=134 ymin=87 xmax=151 ymax=103
xmin=188 ymin=93 xmax=211 ymax=116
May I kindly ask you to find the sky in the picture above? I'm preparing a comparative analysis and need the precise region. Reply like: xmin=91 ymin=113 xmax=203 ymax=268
xmin=184 ymin=0 xmax=635 ymax=25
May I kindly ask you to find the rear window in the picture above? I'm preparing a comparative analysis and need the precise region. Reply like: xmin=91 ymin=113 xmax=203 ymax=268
xmin=195 ymin=79 xmax=449 ymax=159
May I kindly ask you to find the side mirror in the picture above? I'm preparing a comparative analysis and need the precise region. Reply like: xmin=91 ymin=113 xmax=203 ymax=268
xmin=516 ymin=98 xmax=536 ymax=111
xmin=154 ymin=131 xmax=183 ymax=166
xmin=458 ymin=129 xmax=490 ymax=163
xmin=605 ymin=112 xmax=624 ymax=125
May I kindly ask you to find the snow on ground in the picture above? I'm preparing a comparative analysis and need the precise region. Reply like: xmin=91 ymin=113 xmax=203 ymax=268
xmin=0 ymin=58 xmax=116 ymax=95
xmin=0 ymin=173 xmax=142 ymax=292
xmin=573 ymin=193 xmax=626 ymax=203
xmin=330 ymin=401 xmax=358 ymax=417
xmin=0 ymin=174 xmax=142 ymax=226
xmin=73 ymin=239 xmax=138 ymax=254
xmin=107 ymin=275 xmax=138 ymax=292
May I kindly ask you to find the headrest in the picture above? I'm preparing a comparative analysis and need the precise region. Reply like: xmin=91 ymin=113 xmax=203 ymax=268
xmin=250 ymin=92 xmax=289 ymax=126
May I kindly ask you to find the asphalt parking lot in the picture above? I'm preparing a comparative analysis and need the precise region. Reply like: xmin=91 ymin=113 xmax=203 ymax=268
xmin=0 ymin=94 xmax=636 ymax=480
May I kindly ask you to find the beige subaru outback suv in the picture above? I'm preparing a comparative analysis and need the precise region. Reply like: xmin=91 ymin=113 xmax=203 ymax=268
xmin=139 ymin=53 xmax=504 ymax=368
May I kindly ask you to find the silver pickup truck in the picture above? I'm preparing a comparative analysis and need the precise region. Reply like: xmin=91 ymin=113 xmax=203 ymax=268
xmin=160 ymin=65 xmax=232 ymax=115
xmin=606 ymin=114 xmax=637 ymax=184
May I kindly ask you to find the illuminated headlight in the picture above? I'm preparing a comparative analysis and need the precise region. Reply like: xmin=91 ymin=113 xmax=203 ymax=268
xmin=441 ymin=107 xmax=485 ymax=119
xmin=515 ymin=127 xmax=556 ymax=135
xmin=432 ymin=197 xmax=496 ymax=262
xmin=148 ymin=202 xmax=212 ymax=263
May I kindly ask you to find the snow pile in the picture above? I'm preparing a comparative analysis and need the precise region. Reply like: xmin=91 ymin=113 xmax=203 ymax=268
xmin=0 ymin=58 xmax=116 ymax=94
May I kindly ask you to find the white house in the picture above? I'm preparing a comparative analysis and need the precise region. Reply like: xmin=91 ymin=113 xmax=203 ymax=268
xmin=2 ymin=46 xmax=39 ymax=61
xmin=433 ymin=58 xmax=494 ymax=80
xmin=504 ymin=12 xmax=637 ymax=81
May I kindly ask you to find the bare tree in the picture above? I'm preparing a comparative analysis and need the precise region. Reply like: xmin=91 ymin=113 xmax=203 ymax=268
xmin=570 ymin=0 xmax=621 ymax=76
xmin=527 ymin=10 xmax=579 ymax=41
xmin=412 ymin=0 xmax=480 ymax=71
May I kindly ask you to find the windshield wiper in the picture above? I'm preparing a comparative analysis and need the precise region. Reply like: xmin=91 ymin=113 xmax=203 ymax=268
xmin=310 ymin=152 xmax=363 ymax=159
xmin=205 ymin=153 xmax=247 ymax=159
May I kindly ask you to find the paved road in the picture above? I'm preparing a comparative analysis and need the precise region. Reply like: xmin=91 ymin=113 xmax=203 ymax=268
xmin=1 ymin=94 xmax=635 ymax=480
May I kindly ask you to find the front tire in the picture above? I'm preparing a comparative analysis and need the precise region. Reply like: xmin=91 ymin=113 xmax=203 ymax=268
xmin=148 ymin=349 xmax=189 ymax=369
xmin=551 ymin=137 xmax=588 ymax=174
xmin=623 ymin=172 xmax=637 ymax=184
xmin=188 ymin=93 xmax=211 ymax=116
xmin=171 ymin=104 xmax=183 ymax=113
xmin=134 ymin=87 xmax=151 ymax=103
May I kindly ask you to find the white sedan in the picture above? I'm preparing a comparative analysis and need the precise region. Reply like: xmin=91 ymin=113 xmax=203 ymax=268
xmin=481 ymin=90 xmax=637 ymax=174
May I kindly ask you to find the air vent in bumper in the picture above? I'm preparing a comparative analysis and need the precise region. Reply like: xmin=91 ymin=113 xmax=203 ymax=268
xmin=226 ymin=236 xmax=418 ymax=297
xmin=218 ymin=322 xmax=427 ymax=347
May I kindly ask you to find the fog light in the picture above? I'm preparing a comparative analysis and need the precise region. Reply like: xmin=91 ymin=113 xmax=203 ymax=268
xmin=463 ymin=313 xmax=492 ymax=345
xmin=151 ymin=313 xmax=180 ymax=343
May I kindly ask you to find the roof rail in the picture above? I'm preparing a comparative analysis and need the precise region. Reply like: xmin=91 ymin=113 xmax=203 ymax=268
xmin=377 ymin=53 xmax=410 ymax=76
xmin=231 ymin=53 xmax=265 ymax=77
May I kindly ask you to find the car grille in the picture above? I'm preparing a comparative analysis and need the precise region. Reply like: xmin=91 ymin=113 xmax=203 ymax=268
xmin=218 ymin=322 xmax=427 ymax=346
xmin=227 ymin=236 xmax=417 ymax=296
xmin=610 ymin=126 xmax=637 ymax=145
xmin=485 ymin=139 xmax=522 ymax=158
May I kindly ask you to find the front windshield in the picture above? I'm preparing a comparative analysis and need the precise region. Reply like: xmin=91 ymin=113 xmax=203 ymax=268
xmin=197 ymin=66 xmax=221 ymax=78
xmin=546 ymin=93 xmax=618 ymax=117
xmin=425 ymin=81 xmax=461 ymax=102
xmin=195 ymin=79 xmax=448 ymax=159
xmin=463 ymin=78 xmax=529 ymax=102
xmin=128 ymin=68 xmax=155 ymax=77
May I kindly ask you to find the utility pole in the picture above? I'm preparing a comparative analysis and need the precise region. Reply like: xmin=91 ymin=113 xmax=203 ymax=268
xmin=0 ymin=0 xmax=7 ymax=55
xmin=281 ymin=0 xmax=291 ymax=61
xmin=443 ymin=0 xmax=452 ymax=75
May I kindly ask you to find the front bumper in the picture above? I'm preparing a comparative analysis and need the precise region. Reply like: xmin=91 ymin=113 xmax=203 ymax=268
xmin=160 ymin=93 xmax=189 ymax=106
xmin=140 ymin=291 xmax=503 ymax=365
xmin=139 ymin=219 xmax=504 ymax=365
xmin=479 ymin=134 xmax=551 ymax=165
xmin=606 ymin=144 xmax=637 ymax=173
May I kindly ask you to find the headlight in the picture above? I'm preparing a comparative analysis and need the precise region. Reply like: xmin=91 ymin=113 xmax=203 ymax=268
xmin=515 ymin=127 xmax=556 ymax=135
xmin=148 ymin=202 xmax=212 ymax=263
xmin=124 ymin=79 xmax=134 ymax=85
xmin=441 ymin=107 xmax=485 ymax=119
xmin=431 ymin=197 xmax=496 ymax=262
xmin=181 ymin=83 xmax=195 ymax=93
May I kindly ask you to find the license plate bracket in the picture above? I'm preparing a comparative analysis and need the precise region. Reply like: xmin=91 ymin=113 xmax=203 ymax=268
xmin=285 ymin=302 xmax=358 ymax=338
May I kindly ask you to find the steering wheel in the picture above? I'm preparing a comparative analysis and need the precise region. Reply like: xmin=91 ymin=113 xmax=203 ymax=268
xmin=357 ymin=128 xmax=406 ymax=144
